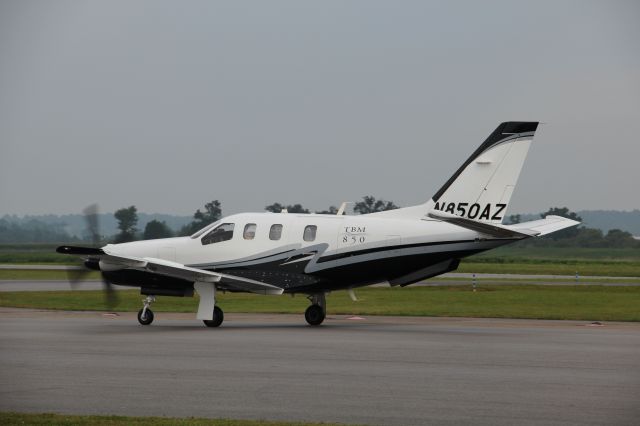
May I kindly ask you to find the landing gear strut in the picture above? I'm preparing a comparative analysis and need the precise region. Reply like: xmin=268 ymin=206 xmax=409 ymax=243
xmin=137 ymin=295 xmax=155 ymax=325
xmin=194 ymin=282 xmax=223 ymax=328
xmin=305 ymin=293 xmax=326 ymax=326
xmin=203 ymin=305 xmax=224 ymax=327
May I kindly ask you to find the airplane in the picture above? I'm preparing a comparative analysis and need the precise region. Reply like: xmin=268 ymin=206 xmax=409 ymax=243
xmin=57 ymin=121 xmax=580 ymax=327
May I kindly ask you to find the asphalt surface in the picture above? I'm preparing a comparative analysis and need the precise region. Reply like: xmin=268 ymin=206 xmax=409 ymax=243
xmin=1 ymin=309 xmax=639 ymax=425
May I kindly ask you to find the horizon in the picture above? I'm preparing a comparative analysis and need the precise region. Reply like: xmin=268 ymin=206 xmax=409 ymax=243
xmin=2 ymin=1 xmax=639 ymax=216
xmin=3 ymin=206 xmax=640 ymax=218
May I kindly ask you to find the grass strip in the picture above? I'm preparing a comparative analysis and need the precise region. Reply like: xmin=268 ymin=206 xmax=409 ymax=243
xmin=468 ymin=246 xmax=640 ymax=261
xmin=0 ymin=269 xmax=101 ymax=281
xmin=436 ymin=276 xmax=640 ymax=283
xmin=2 ymin=285 xmax=639 ymax=322
xmin=0 ymin=412 xmax=357 ymax=426
xmin=456 ymin=262 xmax=640 ymax=276
xmin=0 ymin=254 xmax=74 ymax=264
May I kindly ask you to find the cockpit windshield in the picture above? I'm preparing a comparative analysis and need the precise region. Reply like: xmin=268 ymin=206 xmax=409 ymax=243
xmin=201 ymin=223 xmax=235 ymax=245
xmin=190 ymin=220 xmax=222 ymax=239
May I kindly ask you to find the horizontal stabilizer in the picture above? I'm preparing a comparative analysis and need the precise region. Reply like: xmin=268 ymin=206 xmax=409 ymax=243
xmin=508 ymin=215 xmax=581 ymax=237
xmin=427 ymin=210 xmax=536 ymax=239
xmin=428 ymin=211 xmax=580 ymax=239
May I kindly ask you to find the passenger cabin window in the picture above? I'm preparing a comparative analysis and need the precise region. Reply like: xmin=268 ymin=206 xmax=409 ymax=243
xmin=269 ymin=224 xmax=283 ymax=240
xmin=243 ymin=223 xmax=256 ymax=240
xmin=202 ymin=223 xmax=235 ymax=245
xmin=303 ymin=225 xmax=317 ymax=242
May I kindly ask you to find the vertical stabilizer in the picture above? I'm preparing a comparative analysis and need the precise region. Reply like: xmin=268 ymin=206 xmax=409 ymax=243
xmin=431 ymin=121 xmax=537 ymax=223
xmin=370 ymin=122 xmax=538 ymax=223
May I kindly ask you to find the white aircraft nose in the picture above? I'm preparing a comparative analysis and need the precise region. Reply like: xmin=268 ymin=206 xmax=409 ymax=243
xmin=103 ymin=238 xmax=186 ymax=262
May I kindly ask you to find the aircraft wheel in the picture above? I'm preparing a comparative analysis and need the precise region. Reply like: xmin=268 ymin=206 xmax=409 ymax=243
xmin=137 ymin=308 xmax=154 ymax=325
xmin=203 ymin=306 xmax=224 ymax=327
xmin=305 ymin=304 xmax=325 ymax=326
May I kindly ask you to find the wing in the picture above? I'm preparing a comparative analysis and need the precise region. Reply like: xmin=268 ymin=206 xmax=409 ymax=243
xmin=56 ymin=246 xmax=284 ymax=295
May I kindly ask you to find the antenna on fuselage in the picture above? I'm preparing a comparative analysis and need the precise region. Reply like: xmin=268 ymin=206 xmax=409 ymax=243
xmin=337 ymin=202 xmax=351 ymax=216
xmin=348 ymin=288 xmax=358 ymax=301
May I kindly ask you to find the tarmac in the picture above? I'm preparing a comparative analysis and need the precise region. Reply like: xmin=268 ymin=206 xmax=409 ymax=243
xmin=1 ymin=308 xmax=639 ymax=425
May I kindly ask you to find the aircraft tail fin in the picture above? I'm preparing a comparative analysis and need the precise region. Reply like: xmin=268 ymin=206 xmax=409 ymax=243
xmin=371 ymin=121 xmax=538 ymax=223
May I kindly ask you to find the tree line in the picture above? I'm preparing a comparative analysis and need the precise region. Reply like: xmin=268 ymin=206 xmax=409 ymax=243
xmin=0 ymin=217 xmax=71 ymax=243
xmin=112 ymin=196 xmax=399 ymax=243
xmin=118 ymin=203 xmax=638 ymax=248
xmin=1 ymin=201 xmax=638 ymax=248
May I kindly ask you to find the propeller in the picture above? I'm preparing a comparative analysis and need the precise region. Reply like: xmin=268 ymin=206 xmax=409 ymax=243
xmin=66 ymin=204 xmax=119 ymax=310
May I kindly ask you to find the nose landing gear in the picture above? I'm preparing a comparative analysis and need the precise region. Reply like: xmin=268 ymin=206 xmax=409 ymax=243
xmin=137 ymin=295 xmax=156 ymax=325
xmin=305 ymin=293 xmax=326 ymax=326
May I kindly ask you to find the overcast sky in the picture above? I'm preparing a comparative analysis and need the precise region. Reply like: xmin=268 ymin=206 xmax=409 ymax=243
xmin=1 ymin=0 xmax=639 ymax=217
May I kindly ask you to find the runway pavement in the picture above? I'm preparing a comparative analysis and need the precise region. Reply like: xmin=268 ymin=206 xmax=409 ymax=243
xmin=1 ymin=308 xmax=639 ymax=425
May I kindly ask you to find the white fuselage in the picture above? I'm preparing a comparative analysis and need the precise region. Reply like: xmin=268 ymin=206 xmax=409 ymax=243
xmin=105 ymin=212 xmax=507 ymax=291
xmin=109 ymin=213 xmax=488 ymax=263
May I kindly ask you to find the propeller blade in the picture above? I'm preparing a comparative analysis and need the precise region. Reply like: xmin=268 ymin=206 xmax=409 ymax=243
xmin=65 ymin=204 xmax=119 ymax=310
xmin=83 ymin=204 xmax=100 ymax=246
xmin=102 ymin=274 xmax=120 ymax=311
xmin=66 ymin=266 xmax=91 ymax=290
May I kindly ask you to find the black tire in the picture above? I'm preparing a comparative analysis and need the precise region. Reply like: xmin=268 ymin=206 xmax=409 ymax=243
xmin=305 ymin=304 xmax=325 ymax=326
xmin=203 ymin=305 xmax=224 ymax=328
xmin=137 ymin=308 xmax=154 ymax=325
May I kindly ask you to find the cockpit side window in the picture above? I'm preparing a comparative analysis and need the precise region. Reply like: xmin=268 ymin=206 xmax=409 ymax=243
xmin=243 ymin=223 xmax=257 ymax=240
xmin=303 ymin=225 xmax=317 ymax=242
xmin=269 ymin=224 xmax=283 ymax=241
xmin=202 ymin=223 xmax=235 ymax=245
xmin=190 ymin=220 xmax=221 ymax=239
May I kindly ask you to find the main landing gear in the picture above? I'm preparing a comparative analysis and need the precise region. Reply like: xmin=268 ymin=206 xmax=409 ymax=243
xmin=203 ymin=305 xmax=224 ymax=328
xmin=305 ymin=293 xmax=326 ymax=326
xmin=137 ymin=295 xmax=156 ymax=325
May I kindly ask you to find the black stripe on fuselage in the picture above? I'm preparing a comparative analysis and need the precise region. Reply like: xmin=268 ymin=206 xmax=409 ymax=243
xmin=190 ymin=248 xmax=297 ymax=269
xmin=219 ymin=247 xmax=485 ymax=293
xmin=216 ymin=239 xmax=515 ymax=291
xmin=316 ymin=239 xmax=499 ymax=263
